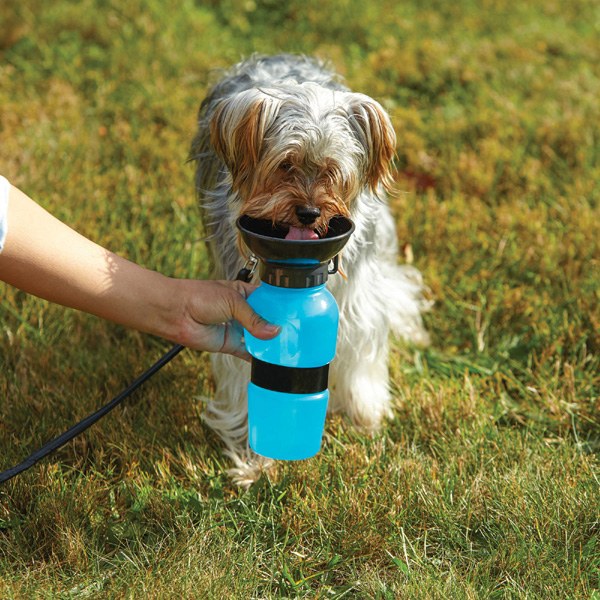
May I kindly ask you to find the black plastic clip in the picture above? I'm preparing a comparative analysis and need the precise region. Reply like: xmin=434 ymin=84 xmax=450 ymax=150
xmin=236 ymin=254 xmax=258 ymax=282
xmin=328 ymin=255 xmax=339 ymax=275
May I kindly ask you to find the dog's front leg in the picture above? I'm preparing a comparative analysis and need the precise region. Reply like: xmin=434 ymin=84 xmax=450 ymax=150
xmin=328 ymin=314 xmax=393 ymax=432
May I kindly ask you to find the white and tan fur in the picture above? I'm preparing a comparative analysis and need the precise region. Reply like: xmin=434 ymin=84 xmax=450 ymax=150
xmin=190 ymin=55 xmax=429 ymax=486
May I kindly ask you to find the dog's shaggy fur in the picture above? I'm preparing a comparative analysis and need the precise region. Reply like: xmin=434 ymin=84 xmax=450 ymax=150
xmin=190 ymin=54 xmax=430 ymax=486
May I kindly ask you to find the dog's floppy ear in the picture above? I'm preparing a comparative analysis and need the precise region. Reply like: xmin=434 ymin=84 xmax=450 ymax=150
xmin=346 ymin=94 xmax=396 ymax=193
xmin=210 ymin=89 xmax=282 ymax=194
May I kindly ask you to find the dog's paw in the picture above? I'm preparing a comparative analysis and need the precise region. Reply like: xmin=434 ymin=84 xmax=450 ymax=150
xmin=224 ymin=449 xmax=275 ymax=489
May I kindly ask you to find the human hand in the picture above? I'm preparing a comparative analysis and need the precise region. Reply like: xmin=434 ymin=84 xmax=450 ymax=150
xmin=173 ymin=279 xmax=279 ymax=360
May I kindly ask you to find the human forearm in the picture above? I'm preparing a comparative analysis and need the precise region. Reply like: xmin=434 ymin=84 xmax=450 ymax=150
xmin=0 ymin=185 xmax=186 ymax=340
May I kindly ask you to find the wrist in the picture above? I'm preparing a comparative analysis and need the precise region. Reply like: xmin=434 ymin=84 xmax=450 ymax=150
xmin=152 ymin=277 xmax=194 ymax=346
xmin=134 ymin=273 xmax=184 ymax=344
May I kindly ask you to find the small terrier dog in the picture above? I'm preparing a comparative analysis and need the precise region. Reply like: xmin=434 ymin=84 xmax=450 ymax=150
xmin=190 ymin=54 xmax=429 ymax=486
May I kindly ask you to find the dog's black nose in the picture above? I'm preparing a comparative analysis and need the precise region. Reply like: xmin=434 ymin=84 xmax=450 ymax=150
xmin=295 ymin=205 xmax=321 ymax=225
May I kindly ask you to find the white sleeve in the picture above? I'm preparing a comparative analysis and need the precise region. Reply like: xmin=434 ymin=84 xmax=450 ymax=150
xmin=0 ymin=176 xmax=9 ymax=254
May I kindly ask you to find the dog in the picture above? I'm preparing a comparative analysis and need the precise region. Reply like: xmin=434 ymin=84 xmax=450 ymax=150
xmin=190 ymin=54 xmax=430 ymax=486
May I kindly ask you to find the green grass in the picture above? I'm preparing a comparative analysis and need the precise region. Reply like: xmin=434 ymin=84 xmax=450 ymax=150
xmin=1 ymin=0 xmax=598 ymax=597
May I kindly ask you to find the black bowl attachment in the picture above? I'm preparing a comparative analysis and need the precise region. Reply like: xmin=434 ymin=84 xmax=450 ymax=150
xmin=236 ymin=215 xmax=355 ymax=265
xmin=236 ymin=215 xmax=355 ymax=288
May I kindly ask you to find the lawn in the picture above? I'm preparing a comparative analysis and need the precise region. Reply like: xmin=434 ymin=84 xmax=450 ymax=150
xmin=0 ymin=0 xmax=598 ymax=597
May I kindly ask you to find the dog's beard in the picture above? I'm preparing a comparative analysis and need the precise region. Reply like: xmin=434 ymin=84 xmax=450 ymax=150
xmin=240 ymin=182 xmax=351 ymax=241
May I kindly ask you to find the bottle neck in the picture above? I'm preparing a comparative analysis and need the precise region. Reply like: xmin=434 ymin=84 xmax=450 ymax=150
xmin=259 ymin=261 xmax=329 ymax=289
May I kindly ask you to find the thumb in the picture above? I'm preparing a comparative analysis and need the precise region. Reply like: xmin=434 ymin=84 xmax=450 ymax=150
xmin=228 ymin=282 xmax=281 ymax=340
xmin=237 ymin=303 xmax=281 ymax=340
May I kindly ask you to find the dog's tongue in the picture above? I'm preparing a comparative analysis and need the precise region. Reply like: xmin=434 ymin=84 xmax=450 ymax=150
xmin=285 ymin=226 xmax=319 ymax=241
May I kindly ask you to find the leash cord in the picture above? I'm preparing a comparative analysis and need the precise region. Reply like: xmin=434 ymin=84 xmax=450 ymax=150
xmin=0 ymin=344 xmax=185 ymax=484
xmin=0 ymin=261 xmax=256 ymax=485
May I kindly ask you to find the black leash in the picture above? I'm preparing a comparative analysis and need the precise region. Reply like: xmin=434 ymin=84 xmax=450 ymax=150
xmin=0 ymin=259 xmax=257 ymax=485
xmin=0 ymin=344 xmax=185 ymax=484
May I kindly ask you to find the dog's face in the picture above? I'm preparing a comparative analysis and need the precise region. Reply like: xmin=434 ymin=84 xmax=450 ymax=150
xmin=210 ymin=83 xmax=396 ymax=239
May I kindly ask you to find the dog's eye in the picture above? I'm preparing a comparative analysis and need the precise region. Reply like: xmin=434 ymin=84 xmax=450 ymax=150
xmin=278 ymin=161 xmax=293 ymax=172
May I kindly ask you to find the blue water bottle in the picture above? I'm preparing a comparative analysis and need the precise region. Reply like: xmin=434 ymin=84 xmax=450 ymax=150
xmin=237 ymin=216 xmax=355 ymax=460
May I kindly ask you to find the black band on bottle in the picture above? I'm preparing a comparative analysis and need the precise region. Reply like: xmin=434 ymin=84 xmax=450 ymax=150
xmin=251 ymin=359 xmax=329 ymax=394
